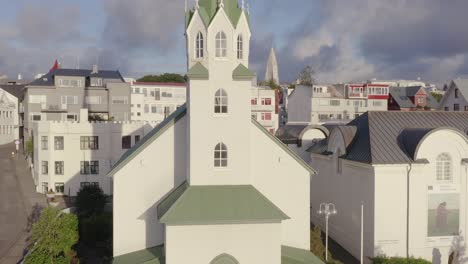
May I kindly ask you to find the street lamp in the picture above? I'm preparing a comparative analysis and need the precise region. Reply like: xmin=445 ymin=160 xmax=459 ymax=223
xmin=317 ymin=203 xmax=337 ymax=262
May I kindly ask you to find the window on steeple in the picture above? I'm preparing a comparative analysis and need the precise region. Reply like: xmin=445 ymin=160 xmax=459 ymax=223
xmin=214 ymin=89 xmax=228 ymax=114
xmin=214 ymin=143 xmax=228 ymax=167
xmin=237 ymin=34 xmax=243 ymax=59
xmin=215 ymin=32 xmax=227 ymax=58
xmin=196 ymin=32 xmax=204 ymax=58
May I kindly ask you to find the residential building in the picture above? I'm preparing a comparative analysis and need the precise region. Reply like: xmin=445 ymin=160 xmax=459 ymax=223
xmin=0 ymin=84 xmax=23 ymax=144
xmin=109 ymin=1 xmax=321 ymax=263
xmin=388 ymin=86 xmax=439 ymax=111
xmin=368 ymin=79 xmax=426 ymax=88
xmin=250 ymin=86 xmax=279 ymax=133
xmin=23 ymin=66 xmax=130 ymax=139
xmin=306 ymin=111 xmax=468 ymax=263
xmin=287 ymin=84 xmax=388 ymax=124
xmin=32 ymin=111 xmax=158 ymax=196
xmin=439 ymin=79 xmax=468 ymax=112
xmin=127 ymin=80 xmax=187 ymax=122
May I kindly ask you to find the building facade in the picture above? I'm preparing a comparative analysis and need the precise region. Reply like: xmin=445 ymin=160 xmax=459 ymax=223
xmin=32 ymin=113 xmax=158 ymax=196
xmin=110 ymin=1 xmax=321 ymax=263
xmin=128 ymin=80 xmax=187 ymax=122
xmin=388 ymin=86 xmax=439 ymax=111
xmin=287 ymin=84 xmax=388 ymax=124
xmin=24 ymin=67 xmax=130 ymax=139
xmin=305 ymin=112 xmax=468 ymax=263
xmin=0 ymin=85 xmax=21 ymax=144
xmin=250 ymin=86 xmax=279 ymax=133
xmin=439 ymin=79 xmax=468 ymax=112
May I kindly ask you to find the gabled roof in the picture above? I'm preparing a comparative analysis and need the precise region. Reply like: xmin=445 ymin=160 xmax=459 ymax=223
xmin=187 ymin=62 xmax=209 ymax=80
xmin=108 ymin=105 xmax=187 ymax=176
xmin=453 ymin=79 xmax=468 ymax=100
xmin=28 ymin=68 xmax=124 ymax=86
xmin=186 ymin=0 xmax=247 ymax=29
xmin=0 ymin=84 xmax=25 ymax=99
xmin=159 ymin=184 xmax=289 ymax=225
xmin=309 ymin=111 xmax=468 ymax=165
xmin=233 ymin=63 xmax=256 ymax=80
xmin=281 ymin=245 xmax=325 ymax=264
xmin=389 ymin=87 xmax=416 ymax=108
xmin=113 ymin=244 xmax=164 ymax=264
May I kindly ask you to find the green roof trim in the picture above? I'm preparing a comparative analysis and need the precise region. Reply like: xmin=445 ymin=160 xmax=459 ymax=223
xmin=233 ymin=63 xmax=256 ymax=80
xmin=157 ymin=181 xmax=189 ymax=219
xmin=281 ymin=245 xmax=325 ymax=264
xmin=113 ymin=245 xmax=165 ymax=264
xmin=251 ymin=119 xmax=317 ymax=175
xmin=108 ymin=105 xmax=187 ymax=177
xmin=159 ymin=185 xmax=289 ymax=225
xmin=187 ymin=62 xmax=209 ymax=80
xmin=187 ymin=0 xmax=246 ymax=29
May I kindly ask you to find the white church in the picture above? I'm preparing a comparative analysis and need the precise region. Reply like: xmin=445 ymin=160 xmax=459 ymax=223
xmin=109 ymin=0 xmax=323 ymax=263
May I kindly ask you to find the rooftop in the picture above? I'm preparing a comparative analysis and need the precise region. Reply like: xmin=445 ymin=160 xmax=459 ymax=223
xmin=28 ymin=68 xmax=124 ymax=87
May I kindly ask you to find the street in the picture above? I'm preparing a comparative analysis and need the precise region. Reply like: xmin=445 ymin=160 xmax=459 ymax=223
xmin=0 ymin=143 xmax=46 ymax=264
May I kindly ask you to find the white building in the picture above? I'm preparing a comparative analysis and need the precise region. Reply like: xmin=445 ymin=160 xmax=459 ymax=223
xmin=265 ymin=47 xmax=279 ymax=84
xmin=287 ymin=84 xmax=387 ymax=124
xmin=251 ymin=86 xmax=279 ymax=133
xmin=439 ymin=79 xmax=468 ymax=112
xmin=369 ymin=79 xmax=427 ymax=88
xmin=127 ymin=80 xmax=187 ymax=122
xmin=32 ymin=110 xmax=158 ymax=196
xmin=109 ymin=1 xmax=322 ymax=263
xmin=305 ymin=111 xmax=468 ymax=263
xmin=0 ymin=85 xmax=21 ymax=145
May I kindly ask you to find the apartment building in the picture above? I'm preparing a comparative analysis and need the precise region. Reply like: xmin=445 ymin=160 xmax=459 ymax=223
xmin=287 ymin=84 xmax=388 ymax=124
xmin=32 ymin=111 xmax=158 ymax=196
xmin=127 ymin=80 xmax=187 ymax=122
xmin=0 ymin=84 xmax=23 ymax=144
xmin=250 ymin=86 xmax=278 ymax=133
xmin=24 ymin=66 xmax=130 ymax=139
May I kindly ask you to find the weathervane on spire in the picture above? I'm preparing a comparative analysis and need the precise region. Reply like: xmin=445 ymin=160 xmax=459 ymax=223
xmin=219 ymin=0 xmax=224 ymax=8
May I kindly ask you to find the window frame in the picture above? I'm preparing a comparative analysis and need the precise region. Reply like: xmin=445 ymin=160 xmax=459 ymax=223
xmin=41 ymin=161 xmax=48 ymax=175
xmin=214 ymin=89 xmax=228 ymax=114
xmin=54 ymin=136 xmax=64 ymax=150
xmin=55 ymin=183 xmax=65 ymax=194
xmin=237 ymin=34 xmax=243 ymax=59
xmin=436 ymin=153 xmax=452 ymax=182
xmin=214 ymin=143 xmax=228 ymax=168
xmin=122 ymin=136 xmax=132 ymax=149
xmin=41 ymin=136 xmax=48 ymax=150
xmin=55 ymin=161 xmax=64 ymax=175
xmin=215 ymin=31 xmax=227 ymax=58
xmin=196 ymin=32 xmax=204 ymax=59
xmin=80 ymin=136 xmax=99 ymax=150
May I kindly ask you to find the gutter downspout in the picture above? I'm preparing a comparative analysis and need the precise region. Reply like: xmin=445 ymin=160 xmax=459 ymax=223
xmin=406 ymin=162 xmax=412 ymax=259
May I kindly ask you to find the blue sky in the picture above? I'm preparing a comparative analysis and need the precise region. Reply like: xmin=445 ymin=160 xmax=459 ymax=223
xmin=1 ymin=0 xmax=468 ymax=84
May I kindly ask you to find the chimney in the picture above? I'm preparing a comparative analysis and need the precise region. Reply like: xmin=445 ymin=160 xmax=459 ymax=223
xmin=92 ymin=64 xmax=99 ymax=74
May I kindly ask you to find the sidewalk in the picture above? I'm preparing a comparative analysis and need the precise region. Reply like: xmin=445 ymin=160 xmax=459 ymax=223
xmin=0 ymin=144 xmax=47 ymax=264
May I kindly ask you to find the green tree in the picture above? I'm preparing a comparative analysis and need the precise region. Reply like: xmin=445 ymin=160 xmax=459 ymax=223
xmin=137 ymin=73 xmax=186 ymax=83
xmin=370 ymin=256 xmax=431 ymax=264
xmin=310 ymin=225 xmax=338 ymax=263
xmin=25 ymin=137 xmax=33 ymax=157
xmin=75 ymin=185 xmax=106 ymax=217
xmin=25 ymin=207 xmax=79 ymax=264
xmin=430 ymin=92 xmax=443 ymax=103
xmin=298 ymin=65 xmax=317 ymax=87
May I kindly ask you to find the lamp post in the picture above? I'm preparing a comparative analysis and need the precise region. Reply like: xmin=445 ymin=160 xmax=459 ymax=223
xmin=318 ymin=203 xmax=337 ymax=262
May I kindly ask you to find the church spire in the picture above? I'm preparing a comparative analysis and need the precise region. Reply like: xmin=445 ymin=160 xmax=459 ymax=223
xmin=265 ymin=47 xmax=279 ymax=84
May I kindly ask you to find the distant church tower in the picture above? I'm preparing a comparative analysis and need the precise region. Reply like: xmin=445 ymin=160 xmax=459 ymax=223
xmin=265 ymin=47 xmax=279 ymax=84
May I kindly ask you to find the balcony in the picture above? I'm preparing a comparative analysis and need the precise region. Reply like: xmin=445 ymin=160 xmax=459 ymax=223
xmin=251 ymin=104 xmax=275 ymax=112
xmin=41 ymin=104 xmax=68 ymax=113
xmin=257 ymin=119 xmax=274 ymax=127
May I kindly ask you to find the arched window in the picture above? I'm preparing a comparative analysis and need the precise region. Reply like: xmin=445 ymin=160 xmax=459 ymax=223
xmin=215 ymin=31 xmax=227 ymax=58
xmin=195 ymin=32 xmax=204 ymax=58
xmin=436 ymin=153 xmax=452 ymax=181
xmin=214 ymin=89 xmax=228 ymax=114
xmin=214 ymin=143 xmax=228 ymax=168
xmin=237 ymin=34 xmax=243 ymax=59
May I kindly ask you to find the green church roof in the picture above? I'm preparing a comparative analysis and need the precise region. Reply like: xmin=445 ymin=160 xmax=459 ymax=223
xmin=281 ymin=245 xmax=325 ymax=264
xmin=233 ymin=63 xmax=256 ymax=80
xmin=187 ymin=62 xmax=209 ymax=80
xmin=186 ymin=0 xmax=247 ymax=29
xmin=113 ymin=245 xmax=165 ymax=264
xmin=158 ymin=184 xmax=289 ymax=225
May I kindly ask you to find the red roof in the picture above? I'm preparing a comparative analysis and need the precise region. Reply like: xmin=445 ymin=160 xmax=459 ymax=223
xmin=131 ymin=82 xmax=186 ymax=87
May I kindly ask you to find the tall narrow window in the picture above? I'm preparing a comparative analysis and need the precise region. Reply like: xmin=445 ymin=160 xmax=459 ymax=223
xmin=214 ymin=89 xmax=228 ymax=114
xmin=214 ymin=143 xmax=228 ymax=168
xmin=215 ymin=32 xmax=227 ymax=58
xmin=436 ymin=153 xmax=452 ymax=181
xmin=196 ymin=32 xmax=204 ymax=58
xmin=455 ymin=88 xmax=459 ymax=99
xmin=237 ymin=34 xmax=243 ymax=59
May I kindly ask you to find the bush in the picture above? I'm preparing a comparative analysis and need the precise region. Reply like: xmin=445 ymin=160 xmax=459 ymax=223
xmin=370 ymin=256 xmax=431 ymax=264
xmin=75 ymin=185 xmax=106 ymax=217
xmin=25 ymin=137 xmax=33 ymax=157
xmin=310 ymin=226 xmax=342 ymax=263
xmin=80 ymin=213 xmax=112 ymax=245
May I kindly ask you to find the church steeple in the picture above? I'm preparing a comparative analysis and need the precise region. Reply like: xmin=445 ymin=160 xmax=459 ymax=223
xmin=265 ymin=47 xmax=279 ymax=84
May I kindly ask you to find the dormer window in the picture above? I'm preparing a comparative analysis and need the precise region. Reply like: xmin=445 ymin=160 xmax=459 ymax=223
xmin=237 ymin=34 xmax=243 ymax=59
xmin=196 ymin=32 xmax=204 ymax=58
xmin=215 ymin=32 xmax=227 ymax=58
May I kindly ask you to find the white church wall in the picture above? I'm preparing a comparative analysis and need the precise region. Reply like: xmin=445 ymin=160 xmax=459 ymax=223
xmin=186 ymin=10 xmax=208 ymax=69
xmin=250 ymin=124 xmax=311 ymax=249
xmin=112 ymin=115 xmax=187 ymax=257
xmin=166 ymin=223 xmax=281 ymax=264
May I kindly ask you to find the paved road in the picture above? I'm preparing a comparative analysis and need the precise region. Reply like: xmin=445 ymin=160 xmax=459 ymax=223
xmin=0 ymin=143 xmax=46 ymax=264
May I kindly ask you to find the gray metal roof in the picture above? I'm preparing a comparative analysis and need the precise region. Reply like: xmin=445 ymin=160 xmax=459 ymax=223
xmin=310 ymin=111 xmax=468 ymax=164
xmin=276 ymin=124 xmax=329 ymax=145
xmin=0 ymin=84 xmax=26 ymax=99
xmin=29 ymin=68 xmax=124 ymax=86
xmin=453 ymin=79 xmax=468 ymax=100
xmin=389 ymin=87 xmax=416 ymax=108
